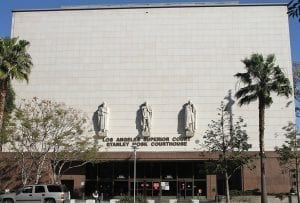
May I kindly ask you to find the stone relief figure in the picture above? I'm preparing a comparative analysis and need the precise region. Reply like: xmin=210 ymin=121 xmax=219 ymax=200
xmin=93 ymin=102 xmax=109 ymax=137
xmin=184 ymin=101 xmax=196 ymax=137
xmin=141 ymin=102 xmax=152 ymax=137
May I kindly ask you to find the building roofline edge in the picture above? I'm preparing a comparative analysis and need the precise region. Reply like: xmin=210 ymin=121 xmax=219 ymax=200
xmin=12 ymin=3 xmax=288 ymax=13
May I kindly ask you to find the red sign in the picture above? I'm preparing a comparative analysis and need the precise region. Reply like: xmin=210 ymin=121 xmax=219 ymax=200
xmin=153 ymin=182 xmax=160 ymax=190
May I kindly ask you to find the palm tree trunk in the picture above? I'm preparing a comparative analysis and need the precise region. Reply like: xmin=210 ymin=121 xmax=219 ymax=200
xmin=259 ymin=100 xmax=268 ymax=203
xmin=0 ymin=79 xmax=8 ymax=152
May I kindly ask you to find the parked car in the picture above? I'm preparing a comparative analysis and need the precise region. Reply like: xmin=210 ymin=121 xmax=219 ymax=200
xmin=0 ymin=184 xmax=70 ymax=203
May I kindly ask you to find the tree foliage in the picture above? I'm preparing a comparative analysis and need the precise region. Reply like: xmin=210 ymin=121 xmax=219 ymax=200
xmin=8 ymin=97 xmax=96 ymax=185
xmin=275 ymin=122 xmax=298 ymax=170
xmin=275 ymin=122 xmax=300 ymax=203
xmin=288 ymin=0 xmax=300 ymax=21
xmin=0 ymin=37 xmax=32 ymax=137
xmin=204 ymin=102 xmax=251 ymax=203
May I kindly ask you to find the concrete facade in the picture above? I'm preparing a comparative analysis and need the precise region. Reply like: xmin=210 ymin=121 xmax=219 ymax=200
xmin=11 ymin=3 xmax=294 ymax=153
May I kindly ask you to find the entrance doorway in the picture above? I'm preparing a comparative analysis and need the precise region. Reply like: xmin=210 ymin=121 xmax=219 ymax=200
xmin=178 ymin=179 xmax=193 ymax=199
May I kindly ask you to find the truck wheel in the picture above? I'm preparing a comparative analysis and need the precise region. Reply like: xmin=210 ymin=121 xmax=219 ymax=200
xmin=3 ymin=199 xmax=14 ymax=203
xmin=45 ymin=199 xmax=55 ymax=203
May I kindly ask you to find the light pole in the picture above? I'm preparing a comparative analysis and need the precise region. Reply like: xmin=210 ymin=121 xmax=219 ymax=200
xmin=132 ymin=145 xmax=139 ymax=203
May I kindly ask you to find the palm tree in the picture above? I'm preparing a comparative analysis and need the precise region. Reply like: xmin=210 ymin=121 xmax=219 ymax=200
xmin=0 ymin=37 xmax=32 ymax=149
xmin=235 ymin=53 xmax=292 ymax=203
xmin=288 ymin=0 xmax=300 ymax=22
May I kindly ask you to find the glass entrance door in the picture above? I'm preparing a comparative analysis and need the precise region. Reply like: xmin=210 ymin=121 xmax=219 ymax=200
xmin=178 ymin=179 xmax=193 ymax=199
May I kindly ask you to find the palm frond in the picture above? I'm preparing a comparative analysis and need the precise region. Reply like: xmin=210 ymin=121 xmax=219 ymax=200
xmin=235 ymin=84 xmax=259 ymax=99
xmin=238 ymin=93 xmax=258 ymax=106
xmin=0 ymin=37 xmax=32 ymax=82
xmin=263 ymin=96 xmax=273 ymax=108
xmin=235 ymin=72 xmax=251 ymax=84
xmin=235 ymin=53 xmax=292 ymax=107
xmin=0 ymin=69 xmax=8 ymax=80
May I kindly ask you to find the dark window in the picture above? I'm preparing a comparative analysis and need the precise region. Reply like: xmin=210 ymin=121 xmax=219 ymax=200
xmin=99 ymin=181 xmax=112 ymax=199
xmin=114 ymin=181 xmax=128 ymax=196
xmin=35 ymin=186 xmax=45 ymax=193
xmin=129 ymin=162 xmax=145 ymax=178
xmin=162 ymin=162 xmax=176 ymax=180
xmin=152 ymin=162 xmax=161 ymax=178
xmin=144 ymin=162 xmax=160 ymax=178
xmin=22 ymin=186 xmax=33 ymax=193
xmin=185 ymin=181 xmax=193 ymax=196
xmin=229 ymin=168 xmax=242 ymax=191
xmin=47 ymin=185 xmax=66 ymax=192
xmin=194 ymin=162 xmax=206 ymax=179
xmin=114 ymin=162 xmax=129 ymax=179
xmin=136 ymin=162 xmax=145 ymax=178
xmin=99 ymin=162 xmax=113 ymax=179
xmin=85 ymin=180 xmax=97 ymax=197
xmin=161 ymin=181 xmax=177 ymax=196
xmin=144 ymin=163 xmax=153 ymax=178
xmin=178 ymin=162 xmax=193 ymax=178
xmin=86 ymin=163 xmax=97 ymax=179
xmin=194 ymin=181 xmax=206 ymax=196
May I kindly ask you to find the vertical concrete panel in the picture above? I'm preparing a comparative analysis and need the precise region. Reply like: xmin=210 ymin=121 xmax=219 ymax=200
xmin=206 ymin=175 xmax=217 ymax=200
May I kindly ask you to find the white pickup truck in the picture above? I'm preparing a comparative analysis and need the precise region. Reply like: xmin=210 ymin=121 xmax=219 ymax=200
xmin=0 ymin=184 xmax=70 ymax=203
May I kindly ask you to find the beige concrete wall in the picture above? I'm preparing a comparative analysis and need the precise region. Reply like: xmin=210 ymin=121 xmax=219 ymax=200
xmin=11 ymin=4 xmax=295 ymax=152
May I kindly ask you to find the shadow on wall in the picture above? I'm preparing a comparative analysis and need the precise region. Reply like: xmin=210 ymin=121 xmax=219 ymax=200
xmin=177 ymin=103 xmax=186 ymax=137
xmin=224 ymin=90 xmax=235 ymax=116
xmin=135 ymin=103 xmax=145 ymax=137
xmin=92 ymin=109 xmax=99 ymax=134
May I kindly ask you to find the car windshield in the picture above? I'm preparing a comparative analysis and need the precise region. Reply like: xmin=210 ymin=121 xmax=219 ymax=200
xmin=47 ymin=185 xmax=68 ymax=192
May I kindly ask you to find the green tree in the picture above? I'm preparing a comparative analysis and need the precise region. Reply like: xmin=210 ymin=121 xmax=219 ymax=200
xmin=275 ymin=122 xmax=300 ymax=203
xmin=9 ymin=97 xmax=96 ymax=185
xmin=235 ymin=53 xmax=292 ymax=203
xmin=204 ymin=102 xmax=251 ymax=203
xmin=0 ymin=37 xmax=32 ymax=137
xmin=288 ymin=0 xmax=300 ymax=21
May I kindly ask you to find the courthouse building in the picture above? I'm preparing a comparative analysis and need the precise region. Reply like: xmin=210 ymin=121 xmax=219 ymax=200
xmin=10 ymin=2 xmax=295 ymax=200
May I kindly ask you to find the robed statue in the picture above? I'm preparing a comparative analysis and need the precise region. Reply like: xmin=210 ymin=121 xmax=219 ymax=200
xmin=93 ymin=102 xmax=109 ymax=137
xmin=184 ymin=101 xmax=196 ymax=137
xmin=141 ymin=102 xmax=152 ymax=137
